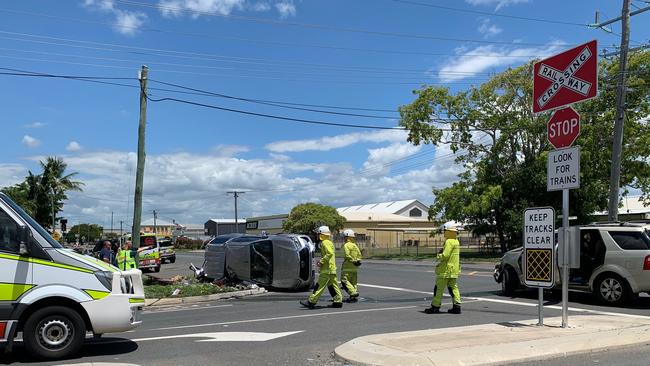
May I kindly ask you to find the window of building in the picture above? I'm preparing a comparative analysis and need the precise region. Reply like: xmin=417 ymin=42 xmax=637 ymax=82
xmin=409 ymin=208 xmax=423 ymax=217
xmin=609 ymin=231 xmax=650 ymax=250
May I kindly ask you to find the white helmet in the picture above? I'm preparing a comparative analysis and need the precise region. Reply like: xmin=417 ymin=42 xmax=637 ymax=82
xmin=343 ymin=229 xmax=355 ymax=238
xmin=317 ymin=226 xmax=331 ymax=235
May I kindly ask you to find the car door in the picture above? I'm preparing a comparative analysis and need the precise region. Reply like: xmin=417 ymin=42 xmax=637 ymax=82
xmin=0 ymin=201 xmax=33 ymax=305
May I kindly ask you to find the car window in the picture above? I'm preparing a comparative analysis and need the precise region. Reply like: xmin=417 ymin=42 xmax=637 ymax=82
xmin=609 ymin=231 xmax=650 ymax=250
xmin=250 ymin=240 xmax=273 ymax=285
xmin=0 ymin=209 xmax=20 ymax=253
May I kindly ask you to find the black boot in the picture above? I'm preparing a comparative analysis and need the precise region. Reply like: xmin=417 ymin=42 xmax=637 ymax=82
xmin=424 ymin=306 xmax=441 ymax=314
xmin=448 ymin=304 xmax=461 ymax=314
xmin=331 ymin=302 xmax=343 ymax=308
xmin=300 ymin=300 xmax=316 ymax=309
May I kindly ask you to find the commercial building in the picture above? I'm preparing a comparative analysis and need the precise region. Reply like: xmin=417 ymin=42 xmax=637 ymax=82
xmin=141 ymin=218 xmax=178 ymax=237
xmin=204 ymin=219 xmax=247 ymax=236
xmin=593 ymin=195 xmax=650 ymax=221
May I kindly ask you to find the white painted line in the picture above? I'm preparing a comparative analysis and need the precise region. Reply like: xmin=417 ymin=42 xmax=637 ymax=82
xmin=143 ymin=304 xmax=232 ymax=314
xmin=359 ymin=283 xmax=650 ymax=320
xmin=97 ymin=331 xmax=304 ymax=344
xmin=150 ymin=305 xmax=416 ymax=332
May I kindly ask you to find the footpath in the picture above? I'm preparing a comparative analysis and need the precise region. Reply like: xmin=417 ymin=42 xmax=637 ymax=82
xmin=335 ymin=314 xmax=650 ymax=366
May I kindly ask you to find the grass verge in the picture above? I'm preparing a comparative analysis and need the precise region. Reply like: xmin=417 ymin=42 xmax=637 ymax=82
xmin=144 ymin=276 xmax=243 ymax=298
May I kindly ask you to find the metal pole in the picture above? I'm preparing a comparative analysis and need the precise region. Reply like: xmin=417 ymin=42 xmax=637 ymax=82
xmin=538 ymin=288 xmax=544 ymax=326
xmin=607 ymin=0 xmax=631 ymax=222
xmin=110 ymin=211 xmax=113 ymax=236
xmin=562 ymin=189 xmax=570 ymax=328
xmin=51 ymin=188 xmax=55 ymax=231
xmin=120 ymin=220 xmax=124 ymax=245
xmin=132 ymin=65 xmax=148 ymax=249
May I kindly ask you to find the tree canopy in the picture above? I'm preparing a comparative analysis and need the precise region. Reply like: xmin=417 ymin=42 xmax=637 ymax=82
xmin=65 ymin=223 xmax=103 ymax=244
xmin=399 ymin=51 xmax=650 ymax=252
xmin=282 ymin=202 xmax=346 ymax=235
xmin=1 ymin=156 xmax=83 ymax=229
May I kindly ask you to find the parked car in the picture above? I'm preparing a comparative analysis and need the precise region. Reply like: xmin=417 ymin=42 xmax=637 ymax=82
xmin=494 ymin=221 xmax=650 ymax=305
xmin=159 ymin=239 xmax=176 ymax=264
xmin=203 ymin=233 xmax=315 ymax=291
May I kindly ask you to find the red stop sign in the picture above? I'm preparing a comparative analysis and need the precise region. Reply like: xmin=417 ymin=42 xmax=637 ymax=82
xmin=547 ymin=107 xmax=580 ymax=149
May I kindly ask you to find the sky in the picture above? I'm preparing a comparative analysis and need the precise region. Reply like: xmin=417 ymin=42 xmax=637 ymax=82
xmin=0 ymin=0 xmax=648 ymax=228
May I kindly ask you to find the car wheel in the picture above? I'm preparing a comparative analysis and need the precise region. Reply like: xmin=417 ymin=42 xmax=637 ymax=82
xmin=594 ymin=273 xmax=629 ymax=306
xmin=23 ymin=306 xmax=86 ymax=360
xmin=154 ymin=265 xmax=161 ymax=273
xmin=501 ymin=267 xmax=518 ymax=296
xmin=170 ymin=257 xmax=176 ymax=264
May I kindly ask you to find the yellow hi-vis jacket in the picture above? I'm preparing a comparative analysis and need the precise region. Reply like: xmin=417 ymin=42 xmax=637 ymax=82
xmin=318 ymin=239 xmax=337 ymax=275
xmin=117 ymin=249 xmax=137 ymax=270
xmin=435 ymin=238 xmax=460 ymax=278
xmin=342 ymin=240 xmax=362 ymax=272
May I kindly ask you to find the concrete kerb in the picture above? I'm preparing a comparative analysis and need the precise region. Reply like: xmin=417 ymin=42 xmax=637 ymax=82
xmin=335 ymin=314 xmax=650 ymax=366
xmin=144 ymin=287 xmax=267 ymax=306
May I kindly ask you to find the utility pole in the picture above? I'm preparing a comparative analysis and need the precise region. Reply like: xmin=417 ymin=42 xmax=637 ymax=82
xmin=153 ymin=210 xmax=157 ymax=237
xmin=607 ymin=0 xmax=631 ymax=221
xmin=51 ymin=187 xmax=55 ymax=232
xmin=132 ymin=65 xmax=148 ymax=248
xmin=227 ymin=191 xmax=245 ymax=233
xmin=591 ymin=0 xmax=650 ymax=221
xmin=110 ymin=211 xmax=114 ymax=236
xmin=120 ymin=220 xmax=124 ymax=245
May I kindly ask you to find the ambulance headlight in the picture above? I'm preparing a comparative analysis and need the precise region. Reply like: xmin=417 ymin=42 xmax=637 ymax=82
xmin=94 ymin=271 xmax=114 ymax=291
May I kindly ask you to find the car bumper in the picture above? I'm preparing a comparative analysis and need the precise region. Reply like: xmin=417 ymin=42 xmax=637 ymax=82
xmin=81 ymin=270 xmax=145 ymax=334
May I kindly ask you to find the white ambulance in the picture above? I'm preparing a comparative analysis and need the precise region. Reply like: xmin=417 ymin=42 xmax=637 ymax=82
xmin=0 ymin=193 xmax=145 ymax=360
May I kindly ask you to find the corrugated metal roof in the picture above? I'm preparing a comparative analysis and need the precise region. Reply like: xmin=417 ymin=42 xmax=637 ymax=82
xmin=337 ymin=200 xmax=420 ymax=214
xmin=341 ymin=212 xmax=428 ymax=222
xmin=594 ymin=196 xmax=650 ymax=215
xmin=207 ymin=219 xmax=247 ymax=224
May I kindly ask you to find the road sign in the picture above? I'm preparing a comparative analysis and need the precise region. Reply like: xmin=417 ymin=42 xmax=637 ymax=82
xmin=533 ymin=40 xmax=598 ymax=113
xmin=547 ymin=146 xmax=580 ymax=191
xmin=523 ymin=207 xmax=555 ymax=288
xmin=547 ymin=107 xmax=581 ymax=149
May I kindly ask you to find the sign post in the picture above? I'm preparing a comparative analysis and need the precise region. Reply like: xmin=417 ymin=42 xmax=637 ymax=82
xmin=523 ymin=207 xmax=555 ymax=326
xmin=533 ymin=40 xmax=596 ymax=329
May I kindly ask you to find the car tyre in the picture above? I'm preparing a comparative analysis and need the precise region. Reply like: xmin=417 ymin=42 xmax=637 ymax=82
xmin=23 ymin=306 xmax=86 ymax=360
xmin=501 ymin=267 xmax=518 ymax=297
xmin=170 ymin=257 xmax=176 ymax=264
xmin=594 ymin=273 xmax=629 ymax=306
xmin=154 ymin=264 xmax=161 ymax=273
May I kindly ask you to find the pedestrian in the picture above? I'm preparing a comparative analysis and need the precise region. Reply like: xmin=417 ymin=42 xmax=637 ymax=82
xmin=98 ymin=240 xmax=115 ymax=265
xmin=425 ymin=225 xmax=462 ymax=314
xmin=300 ymin=226 xmax=343 ymax=309
xmin=116 ymin=240 xmax=152 ymax=271
xmin=340 ymin=229 xmax=362 ymax=302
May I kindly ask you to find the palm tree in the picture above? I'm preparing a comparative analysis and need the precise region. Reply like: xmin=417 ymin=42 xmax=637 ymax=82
xmin=38 ymin=157 xmax=84 ymax=229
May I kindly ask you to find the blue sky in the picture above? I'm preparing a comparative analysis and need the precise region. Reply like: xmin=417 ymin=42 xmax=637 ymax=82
xmin=0 ymin=0 xmax=647 ymax=227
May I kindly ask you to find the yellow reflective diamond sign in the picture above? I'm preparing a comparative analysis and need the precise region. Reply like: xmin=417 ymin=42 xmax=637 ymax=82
xmin=523 ymin=207 xmax=555 ymax=288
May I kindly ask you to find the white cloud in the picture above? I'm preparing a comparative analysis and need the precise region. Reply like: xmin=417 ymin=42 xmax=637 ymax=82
xmin=465 ymin=0 xmax=529 ymax=11
xmin=250 ymin=1 xmax=271 ymax=12
xmin=477 ymin=18 xmax=502 ymax=38
xmin=0 ymin=164 xmax=27 ymax=188
xmin=266 ymin=130 xmax=407 ymax=153
xmin=22 ymin=135 xmax=41 ymax=148
xmin=66 ymin=141 xmax=83 ymax=152
xmin=275 ymin=1 xmax=296 ymax=18
xmin=362 ymin=143 xmax=421 ymax=175
xmin=436 ymin=41 xmax=565 ymax=83
xmin=158 ymin=0 xmax=246 ymax=17
xmin=24 ymin=122 xmax=46 ymax=129
xmin=210 ymin=144 xmax=250 ymax=157
xmin=83 ymin=0 xmax=147 ymax=35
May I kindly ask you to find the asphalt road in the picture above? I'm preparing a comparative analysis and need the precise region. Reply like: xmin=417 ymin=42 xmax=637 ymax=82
xmin=4 ymin=253 xmax=650 ymax=366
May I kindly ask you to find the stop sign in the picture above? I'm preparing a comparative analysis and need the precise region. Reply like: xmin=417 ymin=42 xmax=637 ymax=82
xmin=547 ymin=107 xmax=580 ymax=149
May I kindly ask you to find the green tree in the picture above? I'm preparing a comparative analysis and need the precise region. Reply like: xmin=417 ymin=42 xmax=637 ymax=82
xmin=399 ymin=51 xmax=650 ymax=252
xmin=65 ymin=223 xmax=103 ymax=244
xmin=283 ymin=203 xmax=346 ymax=235
xmin=2 ymin=156 xmax=83 ymax=229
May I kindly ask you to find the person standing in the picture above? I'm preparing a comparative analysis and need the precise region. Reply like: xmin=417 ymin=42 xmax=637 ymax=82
xmin=300 ymin=226 xmax=343 ymax=309
xmin=116 ymin=240 xmax=151 ymax=271
xmin=340 ymin=229 xmax=362 ymax=302
xmin=98 ymin=240 xmax=115 ymax=265
xmin=425 ymin=226 xmax=462 ymax=314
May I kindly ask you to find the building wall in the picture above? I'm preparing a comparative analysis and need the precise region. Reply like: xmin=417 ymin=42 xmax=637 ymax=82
xmin=245 ymin=215 xmax=288 ymax=235
xmin=204 ymin=221 xmax=247 ymax=236
xmin=141 ymin=225 xmax=175 ymax=237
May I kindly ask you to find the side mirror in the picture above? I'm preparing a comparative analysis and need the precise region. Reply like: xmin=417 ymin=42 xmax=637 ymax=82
xmin=18 ymin=226 xmax=31 ymax=256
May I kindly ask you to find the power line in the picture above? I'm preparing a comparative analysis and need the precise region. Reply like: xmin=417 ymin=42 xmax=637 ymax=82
xmin=390 ymin=0 xmax=588 ymax=26
xmin=114 ymin=0 xmax=555 ymax=47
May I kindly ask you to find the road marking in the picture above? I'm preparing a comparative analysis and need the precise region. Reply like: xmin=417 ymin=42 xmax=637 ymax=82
xmin=143 ymin=304 xmax=232 ymax=315
xmin=150 ymin=305 xmax=416 ymax=332
xmin=359 ymin=283 xmax=650 ymax=320
xmin=97 ymin=331 xmax=303 ymax=344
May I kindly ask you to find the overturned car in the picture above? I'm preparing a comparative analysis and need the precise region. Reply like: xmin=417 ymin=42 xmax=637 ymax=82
xmin=203 ymin=234 xmax=315 ymax=291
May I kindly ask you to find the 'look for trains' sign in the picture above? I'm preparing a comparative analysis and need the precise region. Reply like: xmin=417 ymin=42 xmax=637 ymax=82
xmin=533 ymin=40 xmax=598 ymax=113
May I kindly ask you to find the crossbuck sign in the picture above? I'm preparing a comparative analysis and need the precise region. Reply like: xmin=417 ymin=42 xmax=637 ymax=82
xmin=533 ymin=40 xmax=598 ymax=113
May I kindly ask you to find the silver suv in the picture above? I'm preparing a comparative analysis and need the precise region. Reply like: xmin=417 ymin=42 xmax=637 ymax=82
xmin=494 ymin=222 xmax=650 ymax=306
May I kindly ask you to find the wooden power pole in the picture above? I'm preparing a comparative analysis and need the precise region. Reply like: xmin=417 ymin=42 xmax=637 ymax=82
xmin=133 ymin=65 xmax=148 ymax=248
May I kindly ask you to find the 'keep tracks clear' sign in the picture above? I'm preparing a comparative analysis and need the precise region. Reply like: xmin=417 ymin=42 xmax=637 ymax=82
xmin=523 ymin=207 xmax=555 ymax=288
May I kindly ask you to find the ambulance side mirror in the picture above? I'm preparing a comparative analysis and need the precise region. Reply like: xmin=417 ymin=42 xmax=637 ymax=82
xmin=18 ymin=226 xmax=31 ymax=256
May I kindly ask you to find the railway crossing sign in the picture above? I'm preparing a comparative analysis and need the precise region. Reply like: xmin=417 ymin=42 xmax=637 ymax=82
xmin=533 ymin=40 xmax=598 ymax=113
xmin=523 ymin=207 xmax=555 ymax=288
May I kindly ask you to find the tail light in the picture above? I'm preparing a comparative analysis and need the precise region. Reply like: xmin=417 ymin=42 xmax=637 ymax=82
xmin=0 ymin=322 xmax=6 ymax=338
xmin=644 ymin=255 xmax=650 ymax=270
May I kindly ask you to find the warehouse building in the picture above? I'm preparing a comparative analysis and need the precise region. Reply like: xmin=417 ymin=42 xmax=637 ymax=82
xmin=204 ymin=219 xmax=247 ymax=236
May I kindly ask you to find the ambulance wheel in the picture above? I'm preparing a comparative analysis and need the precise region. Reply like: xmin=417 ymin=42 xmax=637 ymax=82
xmin=154 ymin=265 xmax=161 ymax=273
xmin=24 ymin=306 xmax=85 ymax=360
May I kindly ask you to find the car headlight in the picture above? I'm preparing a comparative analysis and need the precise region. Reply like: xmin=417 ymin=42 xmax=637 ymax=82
xmin=94 ymin=271 xmax=114 ymax=291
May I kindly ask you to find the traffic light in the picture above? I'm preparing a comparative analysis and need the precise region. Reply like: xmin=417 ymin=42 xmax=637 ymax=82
xmin=60 ymin=219 xmax=68 ymax=232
